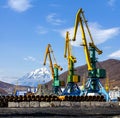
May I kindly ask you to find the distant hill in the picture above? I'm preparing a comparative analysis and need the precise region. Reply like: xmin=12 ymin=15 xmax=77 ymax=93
xmin=47 ymin=59 xmax=120 ymax=90
xmin=0 ymin=81 xmax=29 ymax=95
xmin=0 ymin=59 xmax=120 ymax=95
xmin=0 ymin=87 xmax=8 ymax=95
xmin=0 ymin=67 xmax=52 ymax=95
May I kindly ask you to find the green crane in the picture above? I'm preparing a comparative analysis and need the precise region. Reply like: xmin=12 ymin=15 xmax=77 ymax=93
xmin=43 ymin=44 xmax=64 ymax=95
xmin=61 ymin=31 xmax=81 ymax=96
xmin=72 ymin=8 xmax=109 ymax=101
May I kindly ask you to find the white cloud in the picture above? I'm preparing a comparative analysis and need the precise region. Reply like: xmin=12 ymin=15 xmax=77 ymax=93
xmin=24 ymin=56 xmax=36 ymax=62
xmin=109 ymin=50 xmax=120 ymax=58
xmin=60 ymin=22 xmax=120 ymax=46
xmin=108 ymin=0 xmax=116 ymax=7
xmin=8 ymin=0 xmax=32 ymax=12
xmin=46 ymin=13 xmax=65 ymax=25
xmin=36 ymin=26 xmax=48 ymax=34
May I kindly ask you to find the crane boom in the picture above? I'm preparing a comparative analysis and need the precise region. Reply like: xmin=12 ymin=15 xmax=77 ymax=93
xmin=73 ymin=8 xmax=102 ymax=54
xmin=64 ymin=32 xmax=76 ymax=70
xmin=43 ymin=44 xmax=62 ymax=79
xmin=73 ymin=8 xmax=92 ymax=71
xmin=64 ymin=31 xmax=71 ymax=58
xmin=81 ymin=10 xmax=103 ymax=55
xmin=43 ymin=44 xmax=63 ymax=95
xmin=43 ymin=44 xmax=54 ymax=79
xmin=64 ymin=32 xmax=76 ymax=68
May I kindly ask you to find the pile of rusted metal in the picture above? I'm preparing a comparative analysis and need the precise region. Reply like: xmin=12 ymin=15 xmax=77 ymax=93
xmin=0 ymin=95 xmax=108 ymax=107
xmin=118 ymin=97 xmax=120 ymax=101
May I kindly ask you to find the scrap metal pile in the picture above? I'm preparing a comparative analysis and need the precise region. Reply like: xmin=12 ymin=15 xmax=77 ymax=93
xmin=118 ymin=97 xmax=120 ymax=101
xmin=0 ymin=95 xmax=106 ymax=107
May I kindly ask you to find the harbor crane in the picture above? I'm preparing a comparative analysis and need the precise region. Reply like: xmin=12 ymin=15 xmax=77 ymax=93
xmin=61 ymin=31 xmax=81 ymax=96
xmin=72 ymin=8 xmax=109 ymax=101
xmin=43 ymin=44 xmax=64 ymax=95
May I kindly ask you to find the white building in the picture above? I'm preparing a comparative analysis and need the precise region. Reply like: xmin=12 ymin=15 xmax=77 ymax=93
xmin=109 ymin=86 xmax=120 ymax=101
xmin=16 ymin=90 xmax=27 ymax=96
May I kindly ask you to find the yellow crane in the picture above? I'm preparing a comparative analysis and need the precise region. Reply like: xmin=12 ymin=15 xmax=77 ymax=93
xmin=13 ymin=81 xmax=18 ymax=96
xmin=73 ymin=8 xmax=102 ymax=71
xmin=43 ymin=44 xmax=63 ymax=95
xmin=73 ymin=9 xmax=92 ymax=71
xmin=105 ymin=75 xmax=110 ymax=92
xmin=81 ymin=73 xmax=86 ymax=90
xmin=72 ymin=8 xmax=109 ymax=101
xmin=72 ymin=8 xmax=106 ymax=78
xmin=61 ymin=31 xmax=80 ymax=96
xmin=64 ymin=31 xmax=76 ymax=72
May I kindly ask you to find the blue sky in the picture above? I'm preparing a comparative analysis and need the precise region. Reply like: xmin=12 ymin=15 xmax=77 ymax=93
xmin=0 ymin=0 xmax=120 ymax=83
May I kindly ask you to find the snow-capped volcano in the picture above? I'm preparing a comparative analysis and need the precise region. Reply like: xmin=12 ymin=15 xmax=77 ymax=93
xmin=17 ymin=67 xmax=52 ymax=87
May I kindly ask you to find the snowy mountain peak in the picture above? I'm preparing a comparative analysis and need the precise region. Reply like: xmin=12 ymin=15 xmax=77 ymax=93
xmin=28 ymin=68 xmax=50 ymax=78
xmin=17 ymin=67 xmax=52 ymax=87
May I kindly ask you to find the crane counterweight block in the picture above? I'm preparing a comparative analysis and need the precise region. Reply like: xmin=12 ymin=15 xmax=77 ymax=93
xmin=67 ymin=75 xmax=80 ymax=83
xmin=88 ymin=69 xmax=106 ymax=78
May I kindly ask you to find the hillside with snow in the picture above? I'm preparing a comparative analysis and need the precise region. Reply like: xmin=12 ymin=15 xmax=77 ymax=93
xmin=16 ymin=67 xmax=52 ymax=87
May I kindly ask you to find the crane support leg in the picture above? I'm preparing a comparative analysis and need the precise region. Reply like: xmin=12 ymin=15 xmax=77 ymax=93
xmin=61 ymin=82 xmax=81 ymax=96
xmin=81 ymin=78 xmax=110 ymax=101
xmin=52 ymin=86 xmax=62 ymax=95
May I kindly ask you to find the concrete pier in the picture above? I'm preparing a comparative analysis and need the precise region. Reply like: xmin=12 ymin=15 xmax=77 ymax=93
xmin=8 ymin=102 xmax=19 ymax=108
xmin=19 ymin=102 xmax=29 ymax=108
xmin=30 ymin=101 xmax=40 ymax=108
xmin=40 ymin=102 xmax=50 ymax=107
xmin=8 ymin=101 xmax=120 ymax=108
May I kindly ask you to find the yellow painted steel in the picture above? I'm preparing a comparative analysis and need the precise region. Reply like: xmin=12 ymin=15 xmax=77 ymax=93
xmin=13 ymin=81 xmax=18 ymax=96
xmin=105 ymin=76 xmax=109 ymax=92
xmin=81 ymin=74 xmax=86 ymax=90
xmin=64 ymin=31 xmax=76 ymax=70
xmin=43 ymin=44 xmax=62 ymax=79
xmin=73 ymin=75 xmax=79 ymax=83
xmin=43 ymin=44 xmax=54 ymax=79
xmin=72 ymin=8 xmax=103 ymax=70
xmin=81 ymin=9 xmax=103 ymax=55
xmin=73 ymin=8 xmax=92 ymax=71
xmin=58 ymin=96 xmax=65 ymax=101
